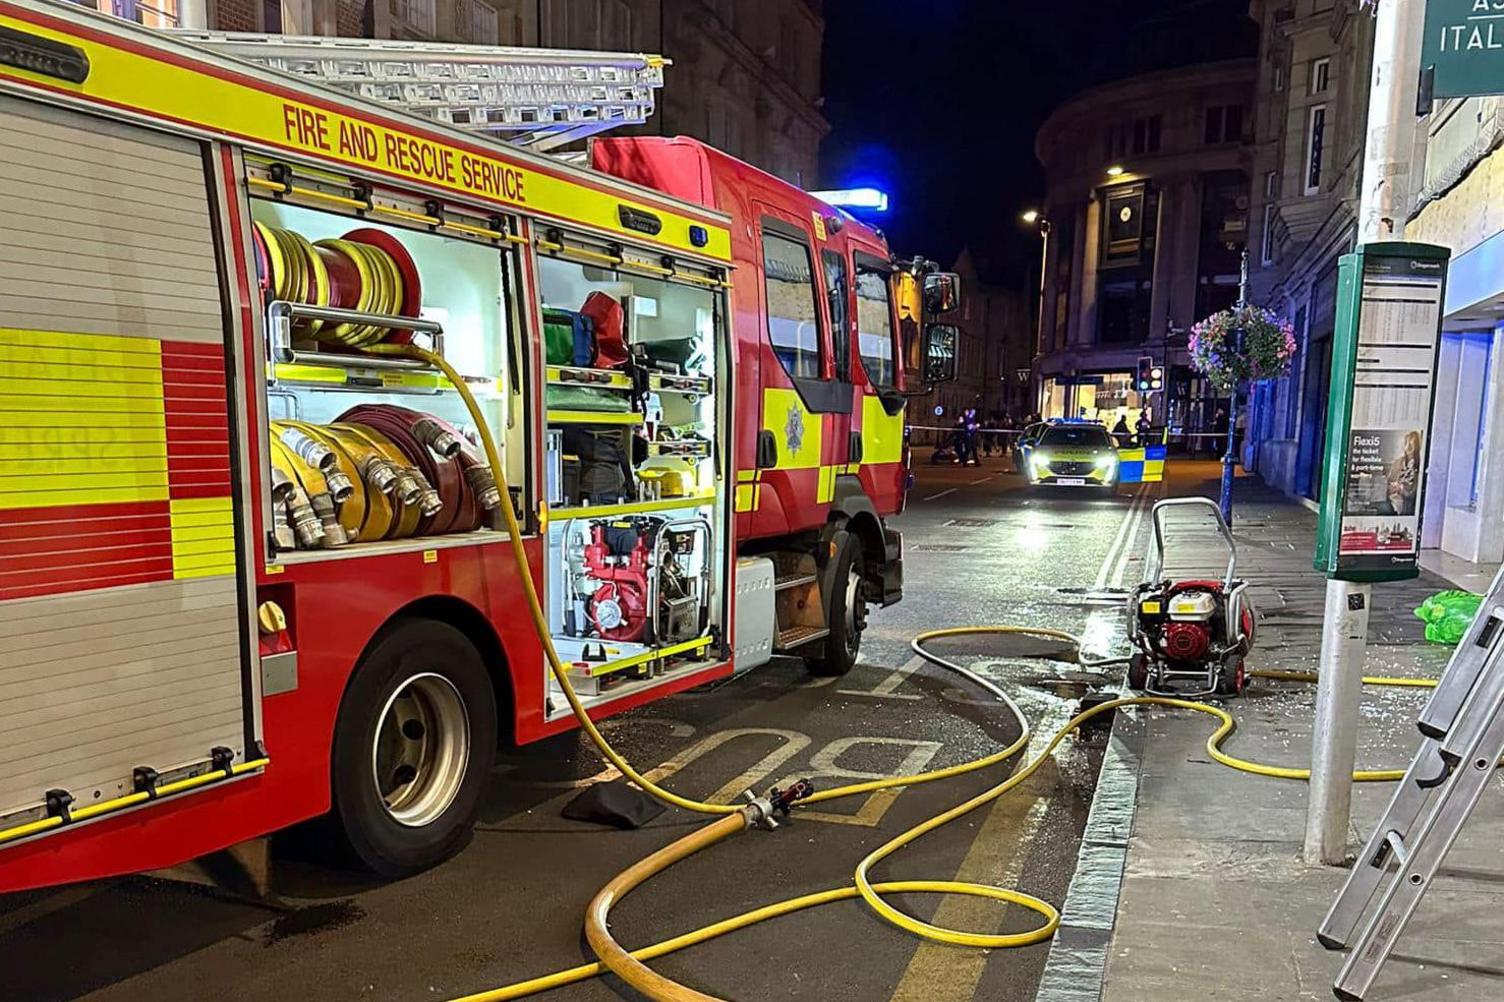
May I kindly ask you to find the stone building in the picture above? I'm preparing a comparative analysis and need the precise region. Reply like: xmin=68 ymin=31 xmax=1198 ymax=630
xmin=1033 ymin=59 xmax=1257 ymax=434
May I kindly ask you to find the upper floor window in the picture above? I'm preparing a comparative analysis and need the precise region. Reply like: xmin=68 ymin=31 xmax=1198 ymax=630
xmin=854 ymin=253 xmax=896 ymax=388
xmin=457 ymin=0 xmax=499 ymax=43
xmin=762 ymin=227 xmax=823 ymax=380
xmin=1204 ymin=104 xmax=1245 ymax=145
xmin=1310 ymin=57 xmax=1331 ymax=95
xmin=1305 ymin=104 xmax=1327 ymax=195
xmin=1261 ymin=171 xmax=1280 ymax=266
xmin=391 ymin=0 xmax=436 ymax=35
xmin=1104 ymin=116 xmax=1162 ymax=160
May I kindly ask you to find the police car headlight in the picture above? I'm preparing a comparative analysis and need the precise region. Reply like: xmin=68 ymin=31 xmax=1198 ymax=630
xmin=1031 ymin=452 xmax=1050 ymax=471
xmin=1095 ymin=455 xmax=1117 ymax=469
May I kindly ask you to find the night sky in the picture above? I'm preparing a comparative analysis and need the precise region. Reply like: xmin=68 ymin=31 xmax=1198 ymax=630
xmin=819 ymin=0 xmax=1257 ymax=287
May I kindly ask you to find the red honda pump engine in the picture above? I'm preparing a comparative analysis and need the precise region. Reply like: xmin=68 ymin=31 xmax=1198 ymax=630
xmin=1161 ymin=619 xmax=1212 ymax=662
xmin=583 ymin=523 xmax=651 ymax=641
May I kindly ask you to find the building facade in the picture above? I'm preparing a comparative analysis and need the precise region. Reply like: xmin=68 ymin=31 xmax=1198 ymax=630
xmin=1242 ymin=0 xmax=1504 ymax=574
xmin=1033 ymin=59 xmax=1257 ymax=436
xmin=948 ymin=249 xmax=1033 ymax=422
xmin=80 ymin=0 xmax=827 ymax=185
xmin=1242 ymin=0 xmax=1375 ymax=499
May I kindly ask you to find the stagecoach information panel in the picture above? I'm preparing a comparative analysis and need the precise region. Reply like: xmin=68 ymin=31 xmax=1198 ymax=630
xmin=1315 ymin=243 xmax=1449 ymax=583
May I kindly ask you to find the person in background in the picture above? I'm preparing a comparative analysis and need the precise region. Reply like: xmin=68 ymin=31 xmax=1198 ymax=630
xmin=1111 ymin=414 xmax=1131 ymax=447
xmin=959 ymin=407 xmax=981 ymax=466
xmin=1135 ymin=411 xmax=1152 ymax=447
xmin=1211 ymin=406 xmax=1229 ymax=458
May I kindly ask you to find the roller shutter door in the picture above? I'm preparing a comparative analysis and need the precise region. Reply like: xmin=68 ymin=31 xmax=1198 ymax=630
xmin=0 ymin=97 xmax=249 ymax=825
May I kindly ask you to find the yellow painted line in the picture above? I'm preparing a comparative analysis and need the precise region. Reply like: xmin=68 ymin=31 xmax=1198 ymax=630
xmin=887 ymin=794 xmax=1052 ymax=1001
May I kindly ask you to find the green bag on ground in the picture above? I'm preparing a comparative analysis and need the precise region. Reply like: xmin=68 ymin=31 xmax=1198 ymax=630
xmin=1414 ymin=589 xmax=1485 ymax=645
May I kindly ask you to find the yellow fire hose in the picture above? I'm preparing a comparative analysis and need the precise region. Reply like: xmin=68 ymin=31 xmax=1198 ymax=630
xmin=366 ymin=343 xmax=1438 ymax=1002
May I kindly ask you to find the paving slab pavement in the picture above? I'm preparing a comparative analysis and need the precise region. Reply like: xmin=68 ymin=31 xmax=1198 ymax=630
xmin=1043 ymin=466 xmax=1504 ymax=1002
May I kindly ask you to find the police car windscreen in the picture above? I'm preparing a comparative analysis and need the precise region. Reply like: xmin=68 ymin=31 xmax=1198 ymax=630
xmin=1040 ymin=426 xmax=1114 ymax=448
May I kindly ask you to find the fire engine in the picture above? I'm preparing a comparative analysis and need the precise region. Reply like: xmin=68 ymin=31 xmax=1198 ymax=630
xmin=0 ymin=0 xmax=959 ymax=888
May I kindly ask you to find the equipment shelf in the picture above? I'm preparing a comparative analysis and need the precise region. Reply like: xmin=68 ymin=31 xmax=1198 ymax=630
xmin=549 ymin=493 xmax=714 ymax=521
xmin=546 ymin=364 xmax=633 ymax=390
xmin=545 ymin=410 xmax=643 ymax=425
xmin=557 ymin=634 xmax=717 ymax=683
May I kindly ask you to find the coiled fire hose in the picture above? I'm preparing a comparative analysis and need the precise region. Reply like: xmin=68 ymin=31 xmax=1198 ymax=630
xmin=364 ymin=343 xmax=1439 ymax=1002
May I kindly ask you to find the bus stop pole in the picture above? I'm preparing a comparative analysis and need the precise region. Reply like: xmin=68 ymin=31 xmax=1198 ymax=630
xmin=1303 ymin=0 xmax=1424 ymax=866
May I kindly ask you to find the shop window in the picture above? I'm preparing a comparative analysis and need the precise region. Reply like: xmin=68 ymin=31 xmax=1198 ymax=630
xmin=855 ymin=252 xmax=896 ymax=387
xmin=822 ymin=249 xmax=850 ymax=380
xmin=761 ymin=227 xmax=824 ymax=380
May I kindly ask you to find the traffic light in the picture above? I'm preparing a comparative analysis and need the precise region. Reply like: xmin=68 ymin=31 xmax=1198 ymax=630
xmin=1136 ymin=355 xmax=1153 ymax=391
xmin=1149 ymin=364 xmax=1164 ymax=392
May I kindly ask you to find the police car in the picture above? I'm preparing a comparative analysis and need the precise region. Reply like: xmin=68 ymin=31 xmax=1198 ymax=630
xmin=1025 ymin=422 xmax=1120 ymax=488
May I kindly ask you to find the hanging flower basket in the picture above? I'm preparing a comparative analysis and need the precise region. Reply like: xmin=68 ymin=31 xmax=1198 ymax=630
xmin=1188 ymin=304 xmax=1297 ymax=393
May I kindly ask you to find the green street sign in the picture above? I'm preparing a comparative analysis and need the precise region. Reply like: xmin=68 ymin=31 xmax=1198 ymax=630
xmin=1314 ymin=243 xmax=1449 ymax=583
xmin=1424 ymin=0 xmax=1504 ymax=99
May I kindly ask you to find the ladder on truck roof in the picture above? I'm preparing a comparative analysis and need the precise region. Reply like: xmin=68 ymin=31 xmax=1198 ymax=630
xmin=170 ymin=30 xmax=666 ymax=151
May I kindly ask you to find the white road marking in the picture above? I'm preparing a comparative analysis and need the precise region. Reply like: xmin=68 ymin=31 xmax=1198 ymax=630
xmin=837 ymin=652 xmax=927 ymax=700
xmin=922 ymin=488 xmax=958 ymax=501
xmin=969 ymin=476 xmax=996 ymax=485
xmin=1094 ymin=485 xmax=1148 ymax=589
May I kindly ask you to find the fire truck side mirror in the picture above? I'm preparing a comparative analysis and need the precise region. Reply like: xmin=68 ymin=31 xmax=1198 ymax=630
xmin=922 ymin=324 xmax=958 ymax=386
xmin=923 ymin=272 xmax=961 ymax=315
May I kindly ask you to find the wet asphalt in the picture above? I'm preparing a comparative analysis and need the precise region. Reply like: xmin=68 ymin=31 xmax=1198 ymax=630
xmin=1 ymin=453 xmax=1150 ymax=1002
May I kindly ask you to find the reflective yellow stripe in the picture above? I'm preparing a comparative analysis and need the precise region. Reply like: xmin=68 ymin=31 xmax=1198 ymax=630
xmin=762 ymin=387 xmax=822 ymax=470
xmin=861 ymin=395 xmax=905 ymax=465
xmin=171 ymin=497 xmax=234 ymax=579
xmin=736 ymin=469 xmax=759 ymax=483
xmin=735 ymin=483 xmax=757 ymax=512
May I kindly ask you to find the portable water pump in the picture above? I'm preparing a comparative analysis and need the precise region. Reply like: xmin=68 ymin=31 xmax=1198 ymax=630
xmin=1127 ymin=497 xmax=1256 ymax=697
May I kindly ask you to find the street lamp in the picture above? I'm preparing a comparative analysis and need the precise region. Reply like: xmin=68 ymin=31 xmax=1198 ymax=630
xmin=1021 ymin=209 xmax=1052 ymax=362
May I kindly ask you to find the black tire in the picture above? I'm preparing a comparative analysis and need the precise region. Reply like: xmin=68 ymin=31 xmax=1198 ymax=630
xmin=328 ymin=618 xmax=497 ymax=878
xmin=807 ymin=531 xmax=867 ymax=677
xmin=1215 ymin=658 xmax=1246 ymax=697
xmin=1127 ymin=653 xmax=1150 ymax=691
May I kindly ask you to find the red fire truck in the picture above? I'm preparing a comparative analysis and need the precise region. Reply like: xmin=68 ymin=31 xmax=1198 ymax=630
xmin=0 ymin=0 xmax=958 ymax=890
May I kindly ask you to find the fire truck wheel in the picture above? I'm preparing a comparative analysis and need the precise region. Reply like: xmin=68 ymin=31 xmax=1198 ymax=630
xmin=1127 ymin=653 xmax=1149 ymax=690
xmin=329 ymin=619 xmax=497 ymax=877
xmin=808 ymin=534 xmax=867 ymax=677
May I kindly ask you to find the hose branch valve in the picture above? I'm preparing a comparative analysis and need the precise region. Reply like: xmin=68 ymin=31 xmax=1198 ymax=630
xmin=739 ymin=779 xmax=815 ymax=831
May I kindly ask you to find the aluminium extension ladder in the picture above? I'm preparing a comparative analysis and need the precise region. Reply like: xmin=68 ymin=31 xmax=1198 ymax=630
xmin=1317 ymin=566 xmax=1504 ymax=1000
xmin=171 ymin=30 xmax=666 ymax=150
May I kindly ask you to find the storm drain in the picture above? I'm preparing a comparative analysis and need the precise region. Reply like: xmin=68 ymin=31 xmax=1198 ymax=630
xmin=942 ymin=518 xmax=999 ymax=528
xmin=913 ymin=543 xmax=969 ymax=552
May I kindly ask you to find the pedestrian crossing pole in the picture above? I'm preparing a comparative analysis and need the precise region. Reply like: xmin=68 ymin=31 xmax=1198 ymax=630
xmin=1304 ymin=0 xmax=1427 ymax=866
